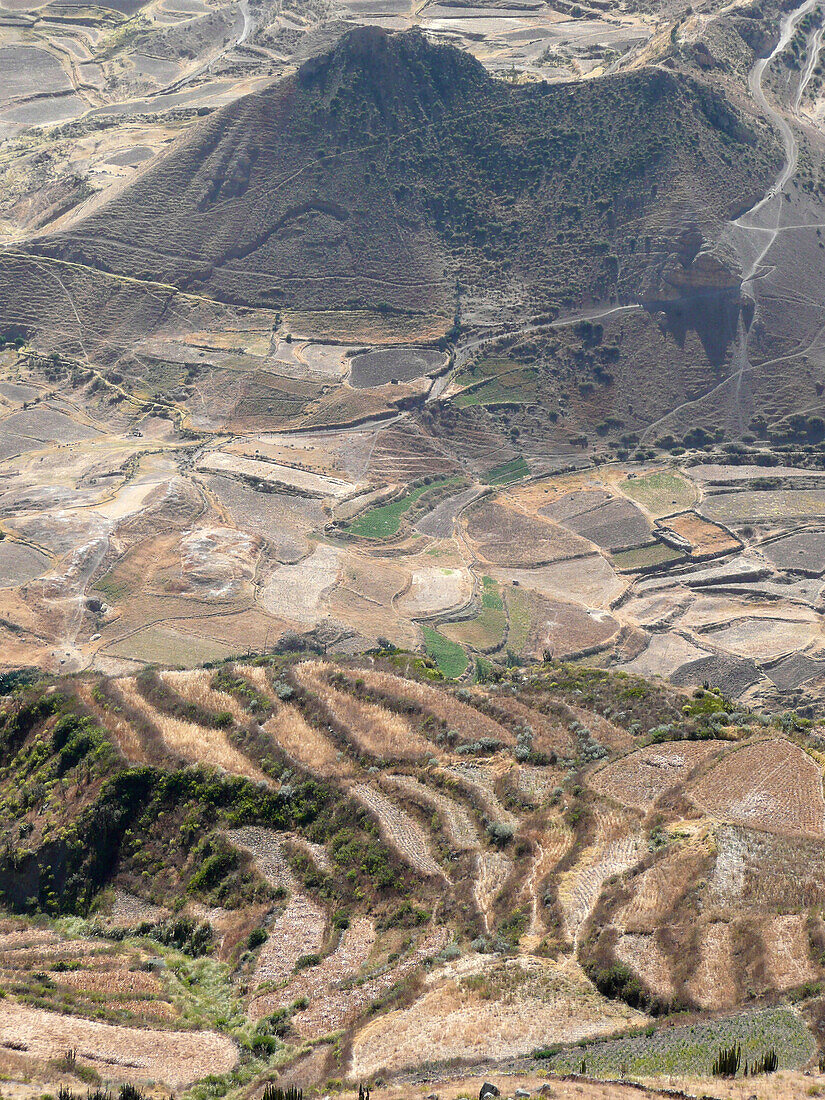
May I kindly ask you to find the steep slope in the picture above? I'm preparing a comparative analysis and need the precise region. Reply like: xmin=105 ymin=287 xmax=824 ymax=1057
xmin=0 ymin=655 xmax=824 ymax=1094
xmin=3 ymin=27 xmax=779 ymax=334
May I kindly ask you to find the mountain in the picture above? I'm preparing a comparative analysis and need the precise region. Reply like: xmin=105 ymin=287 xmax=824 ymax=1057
xmin=5 ymin=26 xmax=779 ymax=331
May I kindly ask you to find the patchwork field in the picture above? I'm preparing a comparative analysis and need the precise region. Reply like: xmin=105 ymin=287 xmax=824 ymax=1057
xmin=0 ymin=355 xmax=823 ymax=717
xmin=5 ymin=0 xmax=825 ymax=1089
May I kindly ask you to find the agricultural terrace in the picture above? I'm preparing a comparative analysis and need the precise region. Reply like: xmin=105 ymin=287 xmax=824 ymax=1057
xmin=0 ymin=650 xmax=825 ymax=1092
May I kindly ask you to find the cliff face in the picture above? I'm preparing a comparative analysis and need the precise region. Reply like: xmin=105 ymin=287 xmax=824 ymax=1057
xmin=640 ymin=230 xmax=743 ymax=366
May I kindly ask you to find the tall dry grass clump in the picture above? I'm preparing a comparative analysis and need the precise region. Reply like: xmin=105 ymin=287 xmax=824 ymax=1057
xmin=160 ymin=669 xmax=249 ymax=724
xmin=74 ymin=680 xmax=150 ymax=765
xmin=296 ymin=662 xmax=432 ymax=761
xmin=114 ymin=678 xmax=267 ymax=783
xmin=263 ymin=703 xmax=355 ymax=778
xmin=342 ymin=667 xmax=513 ymax=746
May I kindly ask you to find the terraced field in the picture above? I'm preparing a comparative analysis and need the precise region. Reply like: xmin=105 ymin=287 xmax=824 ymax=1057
xmin=688 ymin=738 xmax=825 ymax=837
xmin=589 ymin=741 xmax=726 ymax=811
xmin=0 ymin=655 xmax=825 ymax=1095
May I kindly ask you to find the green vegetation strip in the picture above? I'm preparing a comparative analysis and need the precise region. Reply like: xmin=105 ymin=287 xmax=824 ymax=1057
xmin=481 ymin=576 xmax=504 ymax=609
xmin=421 ymin=625 xmax=468 ymax=678
xmin=483 ymin=456 xmax=530 ymax=485
xmin=348 ymin=478 xmax=456 ymax=538
xmin=453 ymin=358 xmax=537 ymax=407
xmin=611 ymin=541 xmax=682 ymax=572
xmin=620 ymin=471 xmax=696 ymax=513
xmin=538 ymin=1007 xmax=814 ymax=1078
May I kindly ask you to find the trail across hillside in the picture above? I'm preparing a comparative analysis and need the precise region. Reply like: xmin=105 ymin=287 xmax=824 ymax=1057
xmin=641 ymin=0 xmax=824 ymax=440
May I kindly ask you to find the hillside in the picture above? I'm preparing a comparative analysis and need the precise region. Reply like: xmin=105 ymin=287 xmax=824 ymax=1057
xmin=0 ymin=27 xmax=779 ymax=345
xmin=1 ymin=652 xmax=824 ymax=1095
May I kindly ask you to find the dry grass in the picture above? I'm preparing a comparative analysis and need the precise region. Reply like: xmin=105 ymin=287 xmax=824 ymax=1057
xmin=350 ymin=1073 xmax=823 ymax=1100
xmin=343 ymin=667 xmax=514 ymax=746
xmin=160 ymin=668 xmax=250 ymax=724
xmin=685 ymin=921 xmax=736 ymax=1009
xmin=471 ymin=690 xmax=575 ymax=755
xmin=662 ymin=511 xmax=740 ymax=556
xmin=263 ymin=701 xmax=355 ymax=777
xmin=107 ymin=889 xmax=169 ymax=927
xmin=475 ymin=849 xmax=513 ymax=933
xmin=616 ymin=933 xmax=676 ymax=1001
xmin=74 ymin=679 xmax=150 ymax=765
xmin=49 ymin=968 xmax=164 ymax=996
xmin=0 ymin=1000 xmax=237 ymax=1088
xmin=297 ymin=662 xmax=433 ymax=761
xmin=689 ymin=738 xmax=825 ymax=838
xmin=441 ymin=763 xmax=519 ymax=828
xmin=520 ymin=820 xmax=573 ymax=935
xmin=760 ymin=914 xmax=818 ymax=990
xmin=263 ymin=916 xmax=377 ymax=1032
xmin=225 ymin=827 xmax=330 ymax=999
xmin=558 ymin=805 xmax=643 ymax=944
xmin=616 ymin=844 xmax=706 ymax=934
xmin=223 ymin=826 xmax=296 ymax=890
xmin=565 ymin=703 xmax=635 ymax=753
xmin=251 ymin=892 xmax=328 ymax=993
xmin=515 ymin=763 xmax=564 ymax=805
xmin=353 ymin=784 xmax=445 ymax=877
xmin=349 ymin=954 xmax=646 ymax=1074
xmin=114 ymin=677 xmax=267 ymax=783
xmin=292 ymin=927 xmax=448 ymax=1040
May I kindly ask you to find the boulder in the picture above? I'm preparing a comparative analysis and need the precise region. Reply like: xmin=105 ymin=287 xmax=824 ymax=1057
xmin=480 ymin=1085 xmax=500 ymax=1100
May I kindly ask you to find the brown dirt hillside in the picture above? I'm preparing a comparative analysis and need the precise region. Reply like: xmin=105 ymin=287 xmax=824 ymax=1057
xmin=0 ymin=27 xmax=779 ymax=358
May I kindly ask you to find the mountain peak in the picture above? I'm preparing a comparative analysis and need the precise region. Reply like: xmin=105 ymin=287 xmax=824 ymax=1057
xmin=296 ymin=24 xmax=488 ymax=114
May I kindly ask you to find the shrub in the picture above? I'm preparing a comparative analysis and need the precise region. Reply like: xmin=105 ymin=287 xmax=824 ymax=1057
xmin=486 ymin=821 xmax=514 ymax=845
xmin=248 ymin=926 xmax=268 ymax=949
xmin=712 ymin=1043 xmax=741 ymax=1077
xmin=749 ymin=1047 xmax=778 ymax=1075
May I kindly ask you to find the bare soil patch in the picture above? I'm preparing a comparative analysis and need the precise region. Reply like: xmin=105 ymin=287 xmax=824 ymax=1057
xmin=762 ymin=529 xmax=825 ymax=574
xmin=542 ymin=491 xmax=651 ymax=550
xmin=689 ymin=738 xmax=825 ymax=838
xmin=349 ymin=348 xmax=444 ymax=388
xmin=464 ymin=500 xmax=592 ymax=567
xmin=589 ymin=741 xmax=725 ymax=812
xmin=0 ymin=1000 xmax=236 ymax=1088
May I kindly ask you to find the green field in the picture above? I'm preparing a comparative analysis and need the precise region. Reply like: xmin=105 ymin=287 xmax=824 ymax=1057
xmin=453 ymin=358 xmax=538 ymax=407
xmin=93 ymin=571 xmax=132 ymax=601
xmin=481 ymin=575 xmax=504 ymax=609
xmin=421 ymin=626 xmax=469 ymax=678
xmin=347 ymin=478 xmax=455 ymax=538
xmin=483 ymin=456 xmax=530 ymax=485
xmin=611 ymin=541 xmax=683 ymax=572
xmin=443 ymin=576 xmax=506 ymax=652
xmin=540 ymin=1006 xmax=814 ymax=1079
xmin=443 ymin=606 xmax=507 ymax=652
xmin=620 ymin=471 xmax=697 ymax=516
